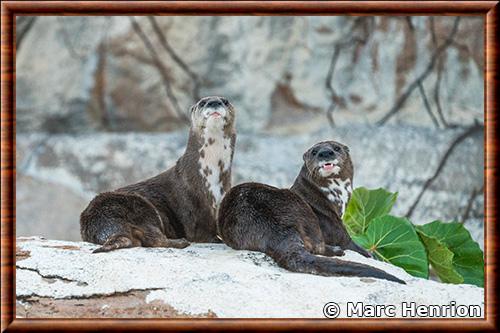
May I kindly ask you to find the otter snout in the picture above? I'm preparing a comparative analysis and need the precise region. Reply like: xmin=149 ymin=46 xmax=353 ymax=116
xmin=315 ymin=148 xmax=339 ymax=175
xmin=206 ymin=99 xmax=223 ymax=109
xmin=191 ymin=96 xmax=235 ymax=133
xmin=317 ymin=147 xmax=335 ymax=160
xmin=197 ymin=96 xmax=230 ymax=119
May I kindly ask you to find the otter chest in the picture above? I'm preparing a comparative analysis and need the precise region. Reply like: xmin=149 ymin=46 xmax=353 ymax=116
xmin=321 ymin=178 xmax=352 ymax=216
xmin=198 ymin=126 xmax=232 ymax=210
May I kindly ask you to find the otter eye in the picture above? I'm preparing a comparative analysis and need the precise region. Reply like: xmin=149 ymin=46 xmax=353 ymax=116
xmin=334 ymin=146 xmax=341 ymax=152
xmin=311 ymin=149 xmax=318 ymax=156
xmin=199 ymin=100 xmax=206 ymax=107
xmin=221 ymin=98 xmax=229 ymax=106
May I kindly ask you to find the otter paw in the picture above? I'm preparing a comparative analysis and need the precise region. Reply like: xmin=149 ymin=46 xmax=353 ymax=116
xmin=324 ymin=245 xmax=345 ymax=257
xmin=356 ymin=247 xmax=373 ymax=258
xmin=92 ymin=235 xmax=136 ymax=253
xmin=167 ymin=238 xmax=190 ymax=249
xmin=363 ymin=250 xmax=374 ymax=258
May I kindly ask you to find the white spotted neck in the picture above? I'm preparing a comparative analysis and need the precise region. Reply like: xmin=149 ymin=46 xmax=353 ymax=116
xmin=320 ymin=178 xmax=352 ymax=216
xmin=198 ymin=120 xmax=232 ymax=213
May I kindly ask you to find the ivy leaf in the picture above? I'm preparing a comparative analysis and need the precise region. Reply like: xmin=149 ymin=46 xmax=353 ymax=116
xmin=416 ymin=221 xmax=484 ymax=287
xmin=344 ymin=187 xmax=398 ymax=236
xmin=353 ymin=215 xmax=429 ymax=278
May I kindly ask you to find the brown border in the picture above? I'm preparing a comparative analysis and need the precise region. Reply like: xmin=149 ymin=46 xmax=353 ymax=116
xmin=1 ymin=1 xmax=498 ymax=332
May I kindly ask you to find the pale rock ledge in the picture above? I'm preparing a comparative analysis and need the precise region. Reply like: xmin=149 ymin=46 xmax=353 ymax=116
xmin=16 ymin=237 xmax=484 ymax=318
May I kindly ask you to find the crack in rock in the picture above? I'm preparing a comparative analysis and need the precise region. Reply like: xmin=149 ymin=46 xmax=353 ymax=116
xmin=16 ymin=265 xmax=88 ymax=286
xmin=17 ymin=287 xmax=165 ymax=302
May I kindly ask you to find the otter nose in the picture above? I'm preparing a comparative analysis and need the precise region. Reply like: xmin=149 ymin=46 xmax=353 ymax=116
xmin=317 ymin=148 xmax=335 ymax=159
xmin=206 ymin=99 xmax=222 ymax=108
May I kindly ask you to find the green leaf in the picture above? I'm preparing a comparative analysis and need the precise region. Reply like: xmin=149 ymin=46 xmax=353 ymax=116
xmin=353 ymin=215 xmax=429 ymax=278
xmin=417 ymin=234 xmax=463 ymax=284
xmin=416 ymin=221 xmax=484 ymax=287
xmin=344 ymin=187 xmax=398 ymax=236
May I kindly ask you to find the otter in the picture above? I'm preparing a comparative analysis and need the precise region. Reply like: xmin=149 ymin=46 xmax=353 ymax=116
xmin=80 ymin=96 xmax=236 ymax=253
xmin=218 ymin=141 xmax=405 ymax=284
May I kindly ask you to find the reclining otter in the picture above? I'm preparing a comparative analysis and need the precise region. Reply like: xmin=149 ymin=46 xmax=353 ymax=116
xmin=80 ymin=96 xmax=236 ymax=253
xmin=217 ymin=141 xmax=404 ymax=284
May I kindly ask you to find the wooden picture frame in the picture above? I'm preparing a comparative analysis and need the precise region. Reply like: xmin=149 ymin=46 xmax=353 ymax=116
xmin=1 ymin=1 xmax=497 ymax=331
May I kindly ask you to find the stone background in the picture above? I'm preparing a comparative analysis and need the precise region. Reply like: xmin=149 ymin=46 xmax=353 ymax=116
xmin=16 ymin=16 xmax=484 ymax=246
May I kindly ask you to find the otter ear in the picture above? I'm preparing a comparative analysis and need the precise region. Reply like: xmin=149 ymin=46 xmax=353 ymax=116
xmin=189 ymin=105 xmax=195 ymax=113
xmin=343 ymin=144 xmax=350 ymax=153
xmin=303 ymin=151 xmax=307 ymax=162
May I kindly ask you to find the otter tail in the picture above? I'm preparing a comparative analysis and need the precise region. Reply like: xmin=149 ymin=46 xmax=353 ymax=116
xmin=271 ymin=242 xmax=405 ymax=284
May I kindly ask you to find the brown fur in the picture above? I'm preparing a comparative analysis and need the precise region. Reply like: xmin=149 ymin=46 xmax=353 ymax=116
xmin=80 ymin=96 xmax=236 ymax=253
xmin=218 ymin=141 xmax=405 ymax=284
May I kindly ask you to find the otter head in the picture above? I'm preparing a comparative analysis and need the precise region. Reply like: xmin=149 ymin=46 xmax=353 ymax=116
xmin=302 ymin=141 xmax=353 ymax=215
xmin=190 ymin=96 xmax=235 ymax=137
xmin=303 ymin=141 xmax=353 ymax=183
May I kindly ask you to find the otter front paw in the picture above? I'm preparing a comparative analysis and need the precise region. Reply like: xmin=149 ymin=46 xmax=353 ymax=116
xmin=354 ymin=246 xmax=373 ymax=258
xmin=166 ymin=238 xmax=190 ymax=249
xmin=347 ymin=240 xmax=372 ymax=258
xmin=324 ymin=245 xmax=345 ymax=257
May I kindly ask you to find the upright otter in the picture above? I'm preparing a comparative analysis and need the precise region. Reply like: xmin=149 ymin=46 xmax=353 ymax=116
xmin=81 ymin=96 xmax=236 ymax=253
xmin=218 ymin=141 xmax=404 ymax=284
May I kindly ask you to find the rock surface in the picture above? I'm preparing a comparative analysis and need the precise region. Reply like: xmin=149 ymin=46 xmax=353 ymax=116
xmin=16 ymin=237 xmax=484 ymax=318
xmin=16 ymin=16 xmax=483 ymax=133
xmin=16 ymin=125 xmax=484 ymax=247
xmin=16 ymin=175 xmax=89 ymax=241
